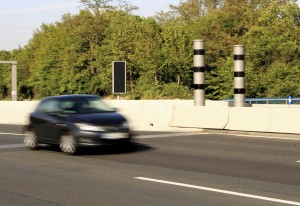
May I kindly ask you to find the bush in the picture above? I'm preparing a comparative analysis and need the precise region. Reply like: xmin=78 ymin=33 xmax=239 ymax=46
xmin=135 ymin=75 xmax=193 ymax=99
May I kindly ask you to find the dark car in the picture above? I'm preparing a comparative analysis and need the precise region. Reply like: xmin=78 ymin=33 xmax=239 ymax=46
xmin=24 ymin=94 xmax=132 ymax=154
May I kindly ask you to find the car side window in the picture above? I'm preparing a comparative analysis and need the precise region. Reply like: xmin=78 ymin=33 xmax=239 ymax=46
xmin=60 ymin=101 xmax=77 ymax=114
xmin=36 ymin=100 xmax=60 ymax=113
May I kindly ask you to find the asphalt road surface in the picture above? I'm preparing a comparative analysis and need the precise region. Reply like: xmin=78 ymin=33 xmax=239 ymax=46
xmin=0 ymin=124 xmax=299 ymax=206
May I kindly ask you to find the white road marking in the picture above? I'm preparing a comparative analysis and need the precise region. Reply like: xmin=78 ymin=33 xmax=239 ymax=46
xmin=0 ymin=144 xmax=25 ymax=149
xmin=296 ymin=161 xmax=300 ymax=163
xmin=0 ymin=132 xmax=24 ymax=136
xmin=235 ymin=134 xmax=300 ymax=141
xmin=135 ymin=177 xmax=300 ymax=206
xmin=1 ymin=131 xmax=300 ymax=142
xmin=136 ymin=132 xmax=202 ymax=139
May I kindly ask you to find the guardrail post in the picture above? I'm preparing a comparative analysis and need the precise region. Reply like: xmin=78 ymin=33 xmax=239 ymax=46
xmin=193 ymin=39 xmax=205 ymax=106
xmin=234 ymin=45 xmax=245 ymax=107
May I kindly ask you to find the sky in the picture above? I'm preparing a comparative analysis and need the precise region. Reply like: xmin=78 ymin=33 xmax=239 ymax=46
xmin=0 ymin=0 xmax=181 ymax=51
xmin=0 ymin=0 xmax=299 ymax=51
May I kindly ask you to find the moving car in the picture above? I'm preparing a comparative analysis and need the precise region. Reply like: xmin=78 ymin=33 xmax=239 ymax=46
xmin=24 ymin=94 xmax=132 ymax=154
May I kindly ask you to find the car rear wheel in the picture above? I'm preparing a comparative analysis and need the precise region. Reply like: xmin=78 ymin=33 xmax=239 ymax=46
xmin=24 ymin=130 xmax=38 ymax=150
xmin=59 ymin=135 xmax=77 ymax=155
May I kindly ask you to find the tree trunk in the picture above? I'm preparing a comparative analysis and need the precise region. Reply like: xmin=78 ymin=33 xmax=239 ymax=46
xmin=130 ymin=69 xmax=134 ymax=93
xmin=177 ymin=74 xmax=180 ymax=85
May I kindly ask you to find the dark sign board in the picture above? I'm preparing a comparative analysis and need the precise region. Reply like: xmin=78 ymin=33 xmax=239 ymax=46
xmin=112 ymin=61 xmax=126 ymax=94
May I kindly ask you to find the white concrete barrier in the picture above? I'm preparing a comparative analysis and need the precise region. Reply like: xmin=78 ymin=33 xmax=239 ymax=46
xmin=104 ymin=100 xmax=143 ymax=129
xmin=225 ymin=107 xmax=272 ymax=132
xmin=1 ymin=100 xmax=300 ymax=134
xmin=269 ymin=108 xmax=300 ymax=134
xmin=106 ymin=100 xmax=194 ymax=130
xmin=225 ymin=106 xmax=300 ymax=134
xmin=138 ymin=100 xmax=175 ymax=130
xmin=0 ymin=100 xmax=194 ymax=131
xmin=169 ymin=105 xmax=229 ymax=129
xmin=0 ymin=101 xmax=38 ymax=124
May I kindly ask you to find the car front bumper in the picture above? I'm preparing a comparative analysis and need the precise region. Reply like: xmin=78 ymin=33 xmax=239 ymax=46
xmin=74 ymin=130 xmax=133 ymax=147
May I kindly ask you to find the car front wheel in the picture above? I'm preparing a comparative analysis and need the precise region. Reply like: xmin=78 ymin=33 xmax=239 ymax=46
xmin=59 ymin=135 xmax=77 ymax=155
xmin=24 ymin=130 xmax=38 ymax=150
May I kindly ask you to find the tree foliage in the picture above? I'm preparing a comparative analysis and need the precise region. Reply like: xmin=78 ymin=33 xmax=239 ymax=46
xmin=1 ymin=0 xmax=300 ymax=100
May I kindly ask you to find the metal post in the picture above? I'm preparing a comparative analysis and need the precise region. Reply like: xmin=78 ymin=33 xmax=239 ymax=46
xmin=234 ymin=45 xmax=245 ymax=107
xmin=288 ymin=96 xmax=292 ymax=107
xmin=193 ymin=39 xmax=205 ymax=106
xmin=11 ymin=63 xmax=17 ymax=101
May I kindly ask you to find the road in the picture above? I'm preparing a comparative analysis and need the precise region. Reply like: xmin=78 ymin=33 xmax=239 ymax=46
xmin=0 ymin=124 xmax=299 ymax=206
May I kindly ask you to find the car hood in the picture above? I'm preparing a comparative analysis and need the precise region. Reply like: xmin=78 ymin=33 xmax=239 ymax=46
xmin=69 ymin=112 xmax=126 ymax=126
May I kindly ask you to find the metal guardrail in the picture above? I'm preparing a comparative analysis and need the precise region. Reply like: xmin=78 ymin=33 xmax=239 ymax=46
xmin=225 ymin=97 xmax=300 ymax=104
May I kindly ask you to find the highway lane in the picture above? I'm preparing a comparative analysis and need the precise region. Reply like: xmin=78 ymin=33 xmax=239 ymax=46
xmin=0 ymin=124 xmax=300 ymax=206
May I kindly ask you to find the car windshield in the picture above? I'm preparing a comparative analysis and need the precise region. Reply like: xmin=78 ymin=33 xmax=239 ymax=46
xmin=60 ymin=97 xmax=115 ymax=114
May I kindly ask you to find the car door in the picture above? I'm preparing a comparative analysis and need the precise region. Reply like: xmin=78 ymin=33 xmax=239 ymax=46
xmin=32 ymin=99 xmax=63 ymax=144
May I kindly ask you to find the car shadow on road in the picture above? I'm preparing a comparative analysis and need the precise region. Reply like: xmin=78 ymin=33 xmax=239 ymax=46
xmin=77 ymin=142 xmax=153 ymax=156
xmin=36 ymin=142 xmax=153 ymax=156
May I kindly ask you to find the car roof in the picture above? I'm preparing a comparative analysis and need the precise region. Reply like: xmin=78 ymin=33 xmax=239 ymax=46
xmin=41 ymin=94 xmax=99 ymax=102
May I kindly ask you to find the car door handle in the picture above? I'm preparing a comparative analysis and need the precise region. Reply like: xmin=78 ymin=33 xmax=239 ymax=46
xmin=56 ymin=123 xmax=66 ymax=127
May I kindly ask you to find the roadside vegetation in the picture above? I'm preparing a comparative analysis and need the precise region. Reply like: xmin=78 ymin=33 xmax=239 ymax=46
xmin=0 ymin=0 xmax=299 ymax=100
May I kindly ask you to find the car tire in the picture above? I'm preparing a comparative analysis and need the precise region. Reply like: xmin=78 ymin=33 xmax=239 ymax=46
xmin=59 ymin=134 xmax=77 ymax=155
xmin=24 ymin=130 xmax=38 ymax=150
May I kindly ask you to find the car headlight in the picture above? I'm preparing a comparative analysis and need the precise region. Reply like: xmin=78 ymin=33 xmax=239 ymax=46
xmin=75 ymin=123 xmax=105 ymax=132
xmin=121 ymin=121 xmax=130 ymax=129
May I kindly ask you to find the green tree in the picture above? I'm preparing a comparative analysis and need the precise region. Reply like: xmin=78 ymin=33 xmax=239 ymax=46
xmin=0 ymin=50 xmax=12 ymax=99
xmin=244 ymin=0 xmax=300 ymax=97
xmin=134 ymin=18 xmax=163 ymax=86
xmin=99 ymin=12 xmax=143 ymax=94
xmin=170 ymin=0 xmax=224 ymax=20
xmin=161 ymin=23 xmax=193 ymax=86
xmin=80 ymin=0 xmax=114 ymax=17
xmin=2 ymin=0 xmax=300 ymax=100
xmin=11 ymin=48 xmax=34 ymax=100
